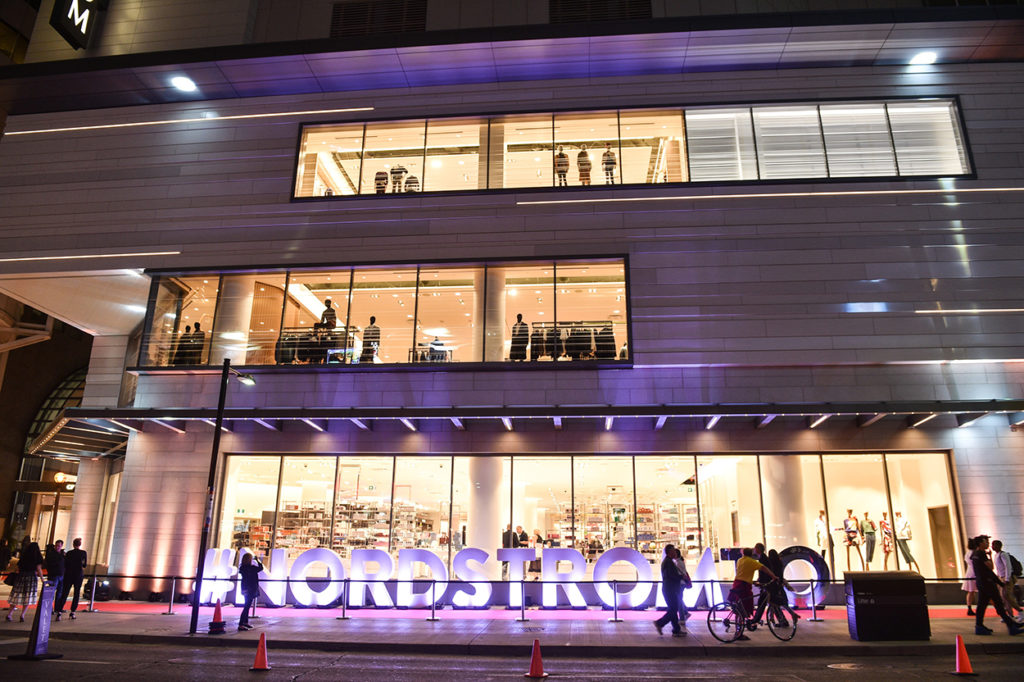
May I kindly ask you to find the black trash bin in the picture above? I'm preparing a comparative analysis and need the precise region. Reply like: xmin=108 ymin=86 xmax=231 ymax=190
xmin=845 ymin=571 xmax=930 ymax=641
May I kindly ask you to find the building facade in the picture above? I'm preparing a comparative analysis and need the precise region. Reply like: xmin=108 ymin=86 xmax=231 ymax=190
xmin=1 ymin=1 xmax=1023 ymax=605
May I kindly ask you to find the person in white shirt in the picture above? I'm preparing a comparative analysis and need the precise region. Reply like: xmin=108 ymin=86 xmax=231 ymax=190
xmin=992 ymin=540 xmax=1023 ymax=620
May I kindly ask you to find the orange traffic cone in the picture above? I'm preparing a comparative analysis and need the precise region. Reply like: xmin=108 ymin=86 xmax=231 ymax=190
xmin=952 ymin=634 xmax=978 ymax=676
xmin=250 ymin=632 xmax=271 ymax=672
xmin=208 ymin=599 xmax=226 ymax=635
xmin=524 ymin=639 xmax=548 ymax=679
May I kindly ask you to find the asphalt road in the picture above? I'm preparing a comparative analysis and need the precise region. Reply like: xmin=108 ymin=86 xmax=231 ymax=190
xmin=0 ymin=639 xmax=1021 ymax=681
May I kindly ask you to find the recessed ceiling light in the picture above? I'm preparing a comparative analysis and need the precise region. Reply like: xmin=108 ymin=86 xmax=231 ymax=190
xmin=909 ymin=51 xmax=937 ymax=65
xmin=170 ymin=76 xmax=198 ymax=92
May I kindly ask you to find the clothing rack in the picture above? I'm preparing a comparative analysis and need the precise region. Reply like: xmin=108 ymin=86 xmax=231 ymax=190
xmin=522 ymin=320 xmax=619 ymax=360
xmin=275 ymin=325 xmax=359 ymax=364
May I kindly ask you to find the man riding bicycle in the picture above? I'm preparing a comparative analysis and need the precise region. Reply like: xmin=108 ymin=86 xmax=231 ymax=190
xmin=729 ymin=547 xmax=778 ymax=640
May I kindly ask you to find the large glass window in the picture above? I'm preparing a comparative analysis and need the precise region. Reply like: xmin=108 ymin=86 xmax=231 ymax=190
xmin=275 ymin=457 xmax=337 ymax=563
xmin=414 ymin=264 xmax=482 ymax=363
xmin=822 ymin=453 xmax=890 ymax=579
xmin=634 ymin=456 xmax=699 ymax=562
xmin=697 ymin=455 xmax=764 ymax=578
xmin=555 ymin=261 xmax=628 ymax=361
xmin=391 ymin=456 xmax=452 ymax=573
xmin=511 ymin=456 xmax=572 ymax=554
xmin=759 ymin=454 xmax=825 ymax=555
xmin=347 ymin=266 xmax=418 ymax=364
xmin=218 ymin=456 xmax=280 ymax=553
xmin=360 ymin=120 xmax=426 ymax=195
xmin=574 ymin=457 xmax=635 ymax=562
xmin=451 ymin=456 xmax=512 ymax=574
xmin=684 ymin=108 xmax=759 ymax=182
xmin=141 ymin=257 xmax=629 ymax=368
xmin=295 ymin=98 xmax=968 ymax=198
xmin=332 ymin=457 xmax=393 ymax=558
xmin=885 ymin=452 xmax=960 ymax=579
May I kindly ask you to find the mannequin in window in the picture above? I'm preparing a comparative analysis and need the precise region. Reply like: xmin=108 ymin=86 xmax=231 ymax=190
xmin=404 ymin=175 xmax=419 ymax=192
xmin=428 ymin=336 xmax=445 ymax=362
xmin=602 ymin=142 xmax=617 ymax=184
xmin=894 ymin=511 xmax=921 ymax=573
xmin=861 ymin=511 xmax=877 ymax=570
xmin=840 ymin=509 xmax=864 ymax=571
xmin=815 ymin=509 xmax=832 ymax=566
xmin=530 ymin=325 xmax=545 ymax=361
xmin=510 ymin=313 xmax=528 ymax=361
xmin=389 ymin=165 xmax=408 ymax=193
xmin=374 ymin=170 xmax=389 ymax=194
xmin=555 ymin=146 xmax=570 ymax=187
xmin=190 ymin=322 xmax=206 ymax=364
xmin=173 ymin=324 xmax=192 ymax=365
xmin=577 ymin=144 xmax=592 ymax=186
xmin=360 ymin=316 xmax=380 ymax=363
xmin=880 ymin=511 xmax=895 ymax=570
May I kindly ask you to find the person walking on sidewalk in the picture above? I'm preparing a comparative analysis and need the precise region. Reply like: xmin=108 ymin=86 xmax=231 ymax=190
xmin=654 ymin=544 xmax=688 ymax=637
xmin=992 ymin=540 xmax=1023 ymax=622
xmin=6 ymin=537 xmax=43 ymax=623
xmin=237 ymin=553 xmax=264 ymax=631
xmin=45 ymin=540 xmax=65 ymax=620
xmin=57 ymin=537 xmax=87 ymax=619
xmin=971 ymin=535 xmax=1022 ymax=636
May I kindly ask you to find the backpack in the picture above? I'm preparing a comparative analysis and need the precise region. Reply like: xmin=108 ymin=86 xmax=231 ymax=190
xmin=1008 ymin=552 xmax=1023 ymax=579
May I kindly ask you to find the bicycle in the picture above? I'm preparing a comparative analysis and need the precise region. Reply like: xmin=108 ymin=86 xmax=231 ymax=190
xmin=707 ymin=580 xmax=800 ymax=642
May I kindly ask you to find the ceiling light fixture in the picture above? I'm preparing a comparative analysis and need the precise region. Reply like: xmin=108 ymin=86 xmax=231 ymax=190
xmin=909 ymin=51 xmax=937 ymax=65
xmin=170 ymin=76 xmax=198 ymax=92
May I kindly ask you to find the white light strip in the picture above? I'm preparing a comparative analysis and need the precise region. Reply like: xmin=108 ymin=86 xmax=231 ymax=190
xmin=105 ymin=418 xmax=140 ymax=433
xmin=201 ymin=418 xmax=231 ymax=433
xmin=654 ymin=415 xmax=667 ymax=430
xmin=151 ymin=419 xmax=185 ymax=434
xmin=553 ymin=416 xmax=562 ymax=430
xmin=349 ymin=418 xmax=369 ymax=431
xmin=400 ymin=418 xmax=417 ymax=432
xmin=501 ymin=417 xmax=513 ymax=431
xmin=252 ymin=418 xmax=280 ymax=431
xmin=915 ymin=308 xmax=1024 ymax=315
xmin=604 ymin=416 xmax=614 ymax=431
xmin=301 ymin=418 xmax=325 ymax=432
xmin=705 ymin=415 xmax=721 ymax=430
xmin=0 ymin=250 xmax=181 ymax=263
xmin=909 ymin=413 xmax=937 ymax=428
xmin=6 ymin=106 xmax=375 ymax=136
xmin=517 ymin=186 xmax=1024 ymax=206
xmin=809 ymin=414 xmax=831 ymax=429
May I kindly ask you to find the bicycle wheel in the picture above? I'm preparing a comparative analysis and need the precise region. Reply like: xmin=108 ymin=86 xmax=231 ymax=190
xmin=707 ymin=601 xmax=745 ymax=643
xmin=766 ymin=603 xmax=797 ymax=641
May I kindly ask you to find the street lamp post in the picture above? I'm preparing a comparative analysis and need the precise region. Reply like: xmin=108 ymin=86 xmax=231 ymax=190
xmin=189 ymin=357 xmax=233 ymax=635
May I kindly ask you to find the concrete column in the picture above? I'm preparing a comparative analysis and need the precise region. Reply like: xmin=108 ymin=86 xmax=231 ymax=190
xmin=761 ymin=455 xmax=806 ymax=549
xmin=211 ymin=275 xmax=258 ymax=365
xmin=467 ymin=456 xmax=503 ymax=579
xmin=68 ymin=335 xmax=129 ymax=566
xmin=482 ymin=267 xmax=506 ymax=362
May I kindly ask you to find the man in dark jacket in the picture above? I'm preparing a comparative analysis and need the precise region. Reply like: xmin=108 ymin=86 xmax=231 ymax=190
xmin=57 ymin=537 xmax=87 ymax=619
xmin=237 ymin=553 xmax=264 ymax=631
xmin=653 ymin=544 xmax=687 ymax=637
xmin=972 ymin=535 xmax=1023 ymax=636
xmin=45 ymin=540 xmax=66 ymax=619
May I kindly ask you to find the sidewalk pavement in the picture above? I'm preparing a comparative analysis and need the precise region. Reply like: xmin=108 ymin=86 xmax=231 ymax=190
xmin=2 ymin=602 xmax=1023 ymax=658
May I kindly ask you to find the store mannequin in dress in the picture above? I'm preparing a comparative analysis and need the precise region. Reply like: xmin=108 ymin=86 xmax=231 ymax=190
xmin=360 ymin=316 xmax=380 ymax=363
xmin=555 ymin=146 xmax=569 ymax=187
xmin=509 ymin=313 xmax=528 ymax=361
xmin=815 ymin=509 xmax=831 ymax=564
xmin=880 ymin=511 xmax=894 ymax=569
xmin=577 ymin=144 xmax=592 ymax=185
xmin=861 ymin=511 xmax=877 ymax=570
xmin=894 ymin=511 xmax=921 ymax=573
xmin=841 ymin=509 xmax=865 ymax=571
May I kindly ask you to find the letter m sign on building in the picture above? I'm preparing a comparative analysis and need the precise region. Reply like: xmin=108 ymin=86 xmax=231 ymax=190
xmin=50 ymin=0 xmax=107 ymax=50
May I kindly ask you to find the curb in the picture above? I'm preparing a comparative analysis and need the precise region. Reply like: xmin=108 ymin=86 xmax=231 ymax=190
xmin=44 ymin=630 xmax=1024 ymax=658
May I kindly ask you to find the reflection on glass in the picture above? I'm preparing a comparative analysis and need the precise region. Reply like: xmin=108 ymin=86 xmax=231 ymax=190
xmin=753 ymin=105 xmax=827 ymax=179
xmin=685 ymin=108 xmax=759 ymax=181
xmin=885 ymin=453 xmax=959 ymax=579
xmin=424 ymin=118 xmax=486 ymax=192
xmin=348 ymin=267 xmax=417 ymax=363
xmin=553 ymin=112 xmax=619 ymax=187
xmin=360 ymin=120 xmax=426 ymax=195
xmin=697 ymin=455 xmax=764 ymax=578
xmin=886 ymin=101 xmax=970 ymax=175
xmin=280 ymin=269 xmax=352 ymax=365
xmin=151 ymin=275 xmax=217 ymax=366
xmin=331 ymin=457 xmax=393 ymax=558
xmin=218 ymin=456 xmax=280 ymax=553
xmin=822 ymin=453 xmax=889 ymax=579
xmin=555 ymin=261 xmax=628 ymax=361
xmin=275 ymin=457 xmax=337 ymax=567
xmin=820 ymin=103 xmax=897 ymax=177
xmin=414 ymin=265 xmax=482 ymax=363
xmin=496 ymin=262 xmax=554 ymax=362
xmin=490 ymin=113 xmax=553 ymax=189
xmin=574 ymin=457 xmax=634 ymax=559
xmin=295 ymin=124 xmax=364 ymax=197
xmin=634 ymin=456 xmax=699 ymax=561
xmin=618 ymin=110 xmax=686 ymax=184
xmin=392 ymin=457 xmax=452 ymax=573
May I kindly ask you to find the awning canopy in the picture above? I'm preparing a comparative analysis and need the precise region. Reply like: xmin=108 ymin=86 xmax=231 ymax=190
xmin=28 ymin=399 xmax=1024 ymax=460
